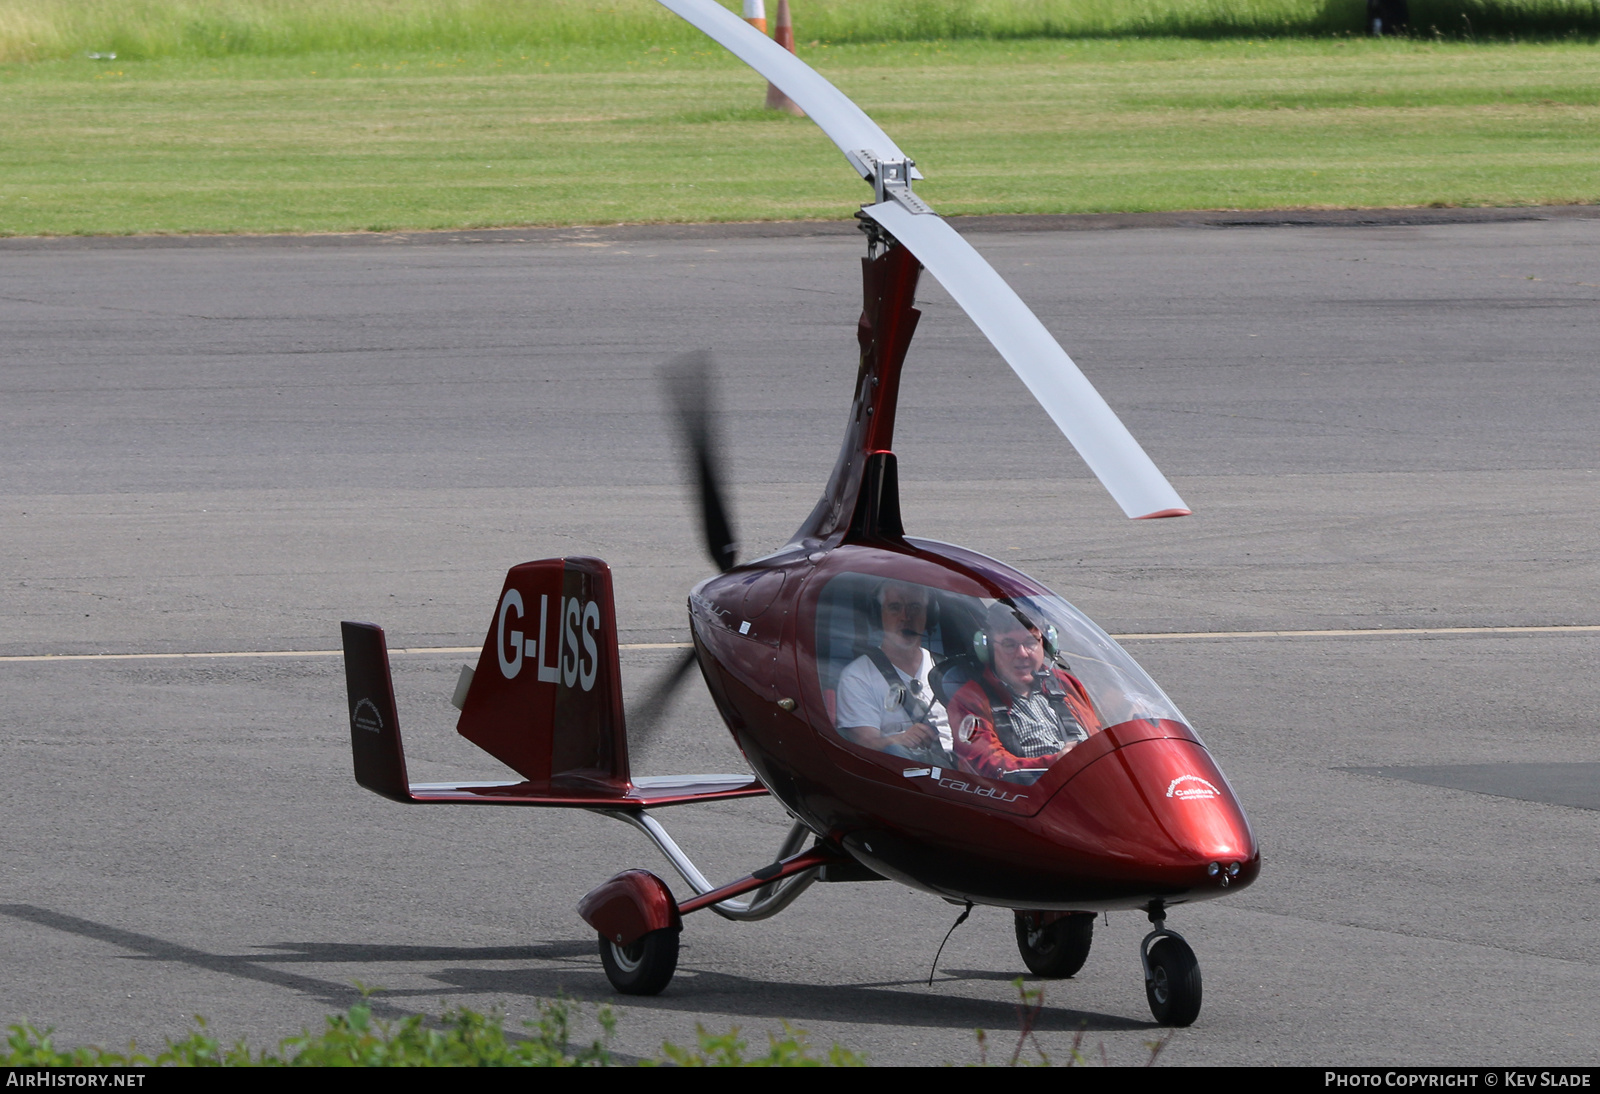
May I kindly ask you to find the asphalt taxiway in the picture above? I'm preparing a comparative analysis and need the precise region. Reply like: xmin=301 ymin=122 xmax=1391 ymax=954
xmin=2 ymin=214 xmax=1598 ymax=1064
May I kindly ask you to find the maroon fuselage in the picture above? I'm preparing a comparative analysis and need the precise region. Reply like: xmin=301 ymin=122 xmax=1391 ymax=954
xmin=685 ymin=238 xmax=1258 ymax=912
xmin=689 ymin=539 xmax=1259 ymax=911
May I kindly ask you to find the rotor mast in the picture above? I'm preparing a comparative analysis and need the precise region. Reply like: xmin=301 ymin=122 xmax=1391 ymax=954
xmin=790 ymin=229 xmax=923 ymax=549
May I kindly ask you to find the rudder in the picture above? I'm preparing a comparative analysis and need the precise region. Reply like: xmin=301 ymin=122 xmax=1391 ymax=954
xmin=341 ymin=621 xmax=413 ymax=803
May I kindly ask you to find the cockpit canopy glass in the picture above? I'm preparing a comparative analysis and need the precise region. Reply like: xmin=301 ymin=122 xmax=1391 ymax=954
xmin=814 ymin=570 xmax=1190 ymax=784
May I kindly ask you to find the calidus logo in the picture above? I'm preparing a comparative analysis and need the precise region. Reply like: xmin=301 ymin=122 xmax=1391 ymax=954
xmin=1166 ymin=774 xmax=1220 ymax=801
xmin=902 ymin=766 xmax=1028 ymax=803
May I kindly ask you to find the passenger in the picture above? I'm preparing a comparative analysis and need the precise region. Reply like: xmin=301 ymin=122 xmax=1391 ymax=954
xmin=947 ymin=603 xmax=1100 ymax=782
xmin=833 ymin=580 xmax=952 ymax=761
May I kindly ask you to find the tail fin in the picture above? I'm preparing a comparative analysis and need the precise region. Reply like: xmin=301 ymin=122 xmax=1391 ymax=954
xmin=455 ymin=557 xmax=631 ymax=794
xmin=341 ymin=621 xmax=413 ymax=803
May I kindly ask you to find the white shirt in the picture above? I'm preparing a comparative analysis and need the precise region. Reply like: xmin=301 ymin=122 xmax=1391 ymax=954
xmin=833 ymin=648 xmax=952 ymax=752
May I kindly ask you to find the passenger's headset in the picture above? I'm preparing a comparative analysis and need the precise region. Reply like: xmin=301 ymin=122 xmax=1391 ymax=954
xmin=973 ymin=609 xmax=1059 ymax=663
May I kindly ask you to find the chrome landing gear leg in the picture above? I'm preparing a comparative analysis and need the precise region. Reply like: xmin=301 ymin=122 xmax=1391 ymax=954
xmin=603 ymin=810 xmax=821 ymax=920
xmin=1139 ymin=903 xmax=1202 ymax=1027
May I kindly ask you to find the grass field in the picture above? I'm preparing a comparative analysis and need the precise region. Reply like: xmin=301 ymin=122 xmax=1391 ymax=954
xmin=3 ymin=0 xmax=1599 ymax=62
xmin=1 ymin=5 xmax=1596 ymax=236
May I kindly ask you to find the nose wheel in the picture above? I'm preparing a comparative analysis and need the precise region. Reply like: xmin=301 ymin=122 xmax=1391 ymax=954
xmin=1140 ymin=908 xmax=1201 ymax=1026
xmin=1014 ymin=911 xmax=1094 ymax=978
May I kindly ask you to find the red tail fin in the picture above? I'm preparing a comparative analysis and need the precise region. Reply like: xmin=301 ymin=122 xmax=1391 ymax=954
xmin=455 ymin=557 xmax=630 ymax=793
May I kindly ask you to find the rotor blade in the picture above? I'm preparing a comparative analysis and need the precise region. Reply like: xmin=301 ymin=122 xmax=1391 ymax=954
xmin=626 ymin=646 xmax=701 ymax=750
xmin=653 ymin=1 xmax=1188 ymax=520
xmin=653 ymin=0 xmax=917 ymax=181
xmin=863 ymin=201 xmax=1190 ymax=520
xmin=664 ymin=350 xmax=739 ymax=572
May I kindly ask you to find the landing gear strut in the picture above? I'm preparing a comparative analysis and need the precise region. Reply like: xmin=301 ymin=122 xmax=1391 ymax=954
xmin=1140 ymin=905 xmax=1201 ymax=1026
xmin=587 ymin=818 xmax=829 ymax=996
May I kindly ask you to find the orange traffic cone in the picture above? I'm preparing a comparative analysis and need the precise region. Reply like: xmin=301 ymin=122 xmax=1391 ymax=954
xmin=764 ymin=0 xmax=805 ymax=116
xmin=742 ymin=0 xmax=766 ymax=34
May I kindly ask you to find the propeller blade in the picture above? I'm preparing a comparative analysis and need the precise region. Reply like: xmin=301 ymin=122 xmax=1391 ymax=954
xmin=664 ymin=350 xmax=739 ymax=572
xmin=653 ymin=0 xmax=917 ymax=182
xmin=626 ymin=646 xmax=701 ymax=750
xmin=862 ymin=202 xmax=1190 ymax=520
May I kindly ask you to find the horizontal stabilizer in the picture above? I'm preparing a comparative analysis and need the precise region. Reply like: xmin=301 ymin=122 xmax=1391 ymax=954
xmin=405 ymin=773 xmax=768 ymax=809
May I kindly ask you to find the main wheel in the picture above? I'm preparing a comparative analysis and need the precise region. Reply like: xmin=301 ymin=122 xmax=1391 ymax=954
xmin=1144 ymin=936 xmax=1202 ymax=1026
xmin=1014 ymin=912 xmax=1094 ymax=978
xmin=597 ymin=927 xmax=680 ymax=996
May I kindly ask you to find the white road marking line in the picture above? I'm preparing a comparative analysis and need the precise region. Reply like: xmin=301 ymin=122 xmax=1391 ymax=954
xmin=3 ymin=625 xmax=1598 ymax=664
xmin=1115 ymin=624 xmax=1600 ymax=640
xmin=0 ymin=647 xmax=469 ymax=663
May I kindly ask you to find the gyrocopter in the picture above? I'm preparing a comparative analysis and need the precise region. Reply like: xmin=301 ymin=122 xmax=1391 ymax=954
xmin=340 ymin=0 xmax=1258 ymax=1027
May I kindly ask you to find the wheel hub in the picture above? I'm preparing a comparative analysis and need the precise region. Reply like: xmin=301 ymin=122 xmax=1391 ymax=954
xmin=609 ymin=939 xmax=646 ymax=973
xmin=1149 ymin=964 xmax=1170 ymax=1005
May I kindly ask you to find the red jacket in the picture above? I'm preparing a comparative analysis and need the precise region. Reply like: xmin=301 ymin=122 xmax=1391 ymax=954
xmin=947 ymin=666 xmax=1100 ymax=780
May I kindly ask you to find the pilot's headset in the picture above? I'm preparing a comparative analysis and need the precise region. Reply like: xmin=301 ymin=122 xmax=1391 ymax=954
xmin=972 ymin=602 xmax=1060 ymax=663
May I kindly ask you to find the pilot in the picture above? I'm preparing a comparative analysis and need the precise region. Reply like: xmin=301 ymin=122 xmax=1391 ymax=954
xmin=833 ymin=580 xmax=952 ymax=762
xmin=946 ymin=602 xmax=1100 ymax=782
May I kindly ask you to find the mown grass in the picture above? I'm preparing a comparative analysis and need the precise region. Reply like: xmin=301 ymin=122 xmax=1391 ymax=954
xmin=1 ymin=37 xmax=1595 ymax=236
xmin=1 ymin=0 xmax=1598 ymax=64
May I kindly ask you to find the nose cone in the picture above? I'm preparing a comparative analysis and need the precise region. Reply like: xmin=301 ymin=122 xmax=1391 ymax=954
xmin=1044 ymin=736 xmax=1259 ymax=900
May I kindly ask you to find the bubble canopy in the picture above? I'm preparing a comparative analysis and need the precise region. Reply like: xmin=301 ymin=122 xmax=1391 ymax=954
xmin=804 ymin=539 xmax=1193 ymax=785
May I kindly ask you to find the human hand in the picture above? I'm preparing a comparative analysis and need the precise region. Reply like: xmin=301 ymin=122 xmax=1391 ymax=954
xmin=888 ymin=722 xmax=939 ymax=750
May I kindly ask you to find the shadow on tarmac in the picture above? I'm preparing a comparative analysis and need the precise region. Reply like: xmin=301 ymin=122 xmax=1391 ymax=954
xmin=0 ymin=904 xmax=1151 ymax=1034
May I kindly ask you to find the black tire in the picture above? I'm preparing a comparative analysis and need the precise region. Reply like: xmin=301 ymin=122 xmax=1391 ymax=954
xmin=1145 ymin=936 xmax=1202 ymax=1026
xmin=1014 ymin=912 xmax=1094 ymax=978
xmin=597 ymin=927 xmax=680 ymax=996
